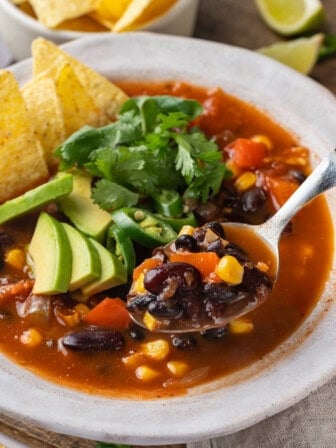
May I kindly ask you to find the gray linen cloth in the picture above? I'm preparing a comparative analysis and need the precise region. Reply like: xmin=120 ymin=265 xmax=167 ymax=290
xmin=188 ymin=377 xmax=336 ymax=448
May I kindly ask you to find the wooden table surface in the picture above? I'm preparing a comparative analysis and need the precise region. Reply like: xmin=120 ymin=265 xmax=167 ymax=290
xmin=1 ymin=1 xmax=335 ymax=447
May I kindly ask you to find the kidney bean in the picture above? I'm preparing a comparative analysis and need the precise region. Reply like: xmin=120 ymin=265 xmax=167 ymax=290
xmin=148 ymin=299 xmax=183 ymax=320
xmin=175 ymin=235 xmax=198 ymax=252
xmin=144 ymin=263 xmax=202 ymax=296
xmin=62 ymin=327 xmax=124 ymax=351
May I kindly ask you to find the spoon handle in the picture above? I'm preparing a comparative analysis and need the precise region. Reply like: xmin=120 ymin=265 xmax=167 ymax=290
xmin=260 ymin=148 xmax=336 ymax=244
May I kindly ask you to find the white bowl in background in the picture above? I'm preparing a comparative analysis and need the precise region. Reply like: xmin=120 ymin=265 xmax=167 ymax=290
xmin=1 ymin=33 xmax=336 ymax=445
xmin=0 ymin=0 xmax=199 ymax=60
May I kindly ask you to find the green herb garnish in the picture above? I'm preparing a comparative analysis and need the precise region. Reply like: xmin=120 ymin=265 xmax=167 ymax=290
xmin=56 ymin=95 xmax=230 ymax=211
xmin=319 ymin=34 xmax=336 ymax=59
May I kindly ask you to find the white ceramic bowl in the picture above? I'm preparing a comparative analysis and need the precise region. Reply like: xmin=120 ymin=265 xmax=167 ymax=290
xmin=0 ymin=0 xmax=199 ymax=60
xmin=1 ymin=33 xmax=336 ymax=445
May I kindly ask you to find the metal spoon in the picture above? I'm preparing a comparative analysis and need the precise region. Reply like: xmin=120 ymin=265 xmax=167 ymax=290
xmin=129 ymin=148 xmax=336 ymax=333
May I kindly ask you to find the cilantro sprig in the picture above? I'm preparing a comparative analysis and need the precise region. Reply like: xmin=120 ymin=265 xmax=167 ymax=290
xmin=56 ymin=95 xmax=231 ymax=212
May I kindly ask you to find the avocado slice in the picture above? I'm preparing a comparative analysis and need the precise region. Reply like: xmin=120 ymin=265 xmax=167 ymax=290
xmin=62 ymin=223 xmax=101 ymax=291
xmin=29 ymin=212 xmax=72 ymax=294
xmin=0 ymin=172 xmax=73 ymax=225
xmin=57 ymin=171 xmax=112 ymax=242
xmin=81 ymin=238 xmax=127 ymax=297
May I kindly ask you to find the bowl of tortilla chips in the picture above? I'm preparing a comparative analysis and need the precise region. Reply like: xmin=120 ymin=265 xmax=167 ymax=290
xmin=0 ymin=0 xmax=199 ymax=60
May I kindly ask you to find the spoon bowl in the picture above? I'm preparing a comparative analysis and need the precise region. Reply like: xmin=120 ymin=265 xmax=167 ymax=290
xmin=129 ymin=148 xmax=336 ymax=333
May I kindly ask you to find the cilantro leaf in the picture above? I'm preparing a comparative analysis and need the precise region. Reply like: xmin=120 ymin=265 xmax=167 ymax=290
xmin=174 ymin=134 xmax=197 ymax=183
xmin=92 ymin=179 xmax=139 ymax=211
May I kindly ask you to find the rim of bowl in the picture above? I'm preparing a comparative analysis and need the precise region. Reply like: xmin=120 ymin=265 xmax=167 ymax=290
xmin=1 ymin=33 xmax=336 ymax=445
xmin=1 ymin=0 xmax=193 ymax=37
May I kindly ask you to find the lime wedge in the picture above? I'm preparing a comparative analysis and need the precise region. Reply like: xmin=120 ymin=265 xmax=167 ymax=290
xmin=258 ymin=33 xmax=324 ymax=74
xmin=255 ymin=0 xmax=325 ymax=36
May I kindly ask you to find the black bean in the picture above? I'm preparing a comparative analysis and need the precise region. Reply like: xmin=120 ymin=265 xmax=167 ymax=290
xmin=242 ymin=187 xmax=267 ymax=213
xmin=201 ymin=326 xmax=227 ymax=340
xmin=171 ymin=335 xmax=196 ymax=350
xmin=175 ymin=235 xmax=198 ymax=252
xmin=127 ymin=294 xmax=156 ymax=311
xmin=223 ymin=243 xmax=248 ymax=262
xmin=144 ymin=262 xmax=202 ymax=296
xmin=0 ymin=232 xmax=14 ymax=249
xmin=194 ymin=202 xmax=221 ymax=222
xmin=62 ymin=327 xmax=124 ymax=351
xmin=204 ymin=297 xmax=228 ymax=320
xmin=288 ymin=169 xmax=306 ymax=184
xmin=0 ymin=310 xmax=12 ymax=322
xmin=242 ymin=266 xmax=273 ymax=294
xmin=204 ymin=222 xmax=225 ymax=238
xmin=128 ymin=324 xmax=145 ymax=341
xmin=181 ymin=294 xmax=202 ymax=320
xmin=206 ymin=239 xmax=226 ymax=257
xmin=203 ymin=283 xmax=239 ymax=302
xmin=148 ymin=300 xmax=183 ymax=320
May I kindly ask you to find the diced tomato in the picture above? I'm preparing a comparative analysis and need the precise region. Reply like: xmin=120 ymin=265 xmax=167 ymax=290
xmin=169 ymin=252 xmax=220 ymax=279
xmin=265 ymin=176 xmax=298 ymax=209
xmin=228 ymin=138 xmax=267 ymax=169
xmin=83 ymin=297 xmax=131 ymax=329
xmin=132 ymin=258 xmax=162 ymax=281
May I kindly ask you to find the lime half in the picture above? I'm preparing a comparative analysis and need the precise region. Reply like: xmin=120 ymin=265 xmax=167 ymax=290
xmin=255 ymin=0 xmax=325 ymax=36
xmin=258 ymin=33 xmax=324 ymax=74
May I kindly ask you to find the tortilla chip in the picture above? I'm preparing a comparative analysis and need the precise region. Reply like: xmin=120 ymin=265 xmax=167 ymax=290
xmin=28 ymin=0 xmax=97 ymax=28
xmin=55 ymin=63 xmax=101 ymax=136
xmin=0 ymin=71 xmax=48 ymax=203
xmin=11 ymin=0 xmax=26 ymax=5
xmin=22 ymin=77 xmax=66 ymax=168
xmin=32 ymin=38 xmax=128 ymax=120
xmin=89 ymin=12 xmax=117 ymax=30
xmin=113 ymin=0 xmax=177 ymax=32
xmin=90 ymin=0 xmax=132 ymax=29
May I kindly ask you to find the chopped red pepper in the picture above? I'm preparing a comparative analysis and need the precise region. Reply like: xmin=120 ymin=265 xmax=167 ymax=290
xmin=83 ymin=297 xmax=131 ymax=329
xmin=169 ymin=252 xmax=220 ymax=279
xmin=228 ymin=138 xmax=267 ymax=169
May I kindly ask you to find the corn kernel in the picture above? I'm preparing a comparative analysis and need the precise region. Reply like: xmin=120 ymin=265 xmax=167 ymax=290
xmin=229 ymin=318 xmax=254 ymax=334
xmin=141 ymin=339 xmax=170 ymax=361
xmin=215 ymin=255 xmax=244 ymax=285
xmin=251 ymin=134 xmax=273 ymax=150
xmin=5 ymin=248 xmax=26 ymax=271
xmin=167 ymin=360 xmax=189 ymax=377
xmin=20 ymin=328 xmax=43 ymax=347
xmin=143 ymin=311 xmax=164 ymax=332
xmin=74 ymin=304 xmax=90 ymax=317
xmin=131 ymin=272 xmax=146 ymax=294
xmin=135 ymin=365 xmax=161 ymax=382
xmin=178 ymin=225 xmax=195 ymax=237
xmin=122 ymin=352 xmax=145 ymax=368
xmin=226 ymin=159 xmax=241 ymax=178
xmin=234 ymin=172 xmax=256 ymax=192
